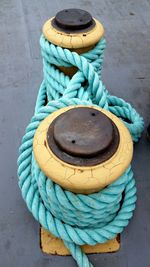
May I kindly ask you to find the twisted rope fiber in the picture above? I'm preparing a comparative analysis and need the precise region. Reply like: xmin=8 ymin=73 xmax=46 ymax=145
xmin=18 ymin=34 xmax=144 ymax=267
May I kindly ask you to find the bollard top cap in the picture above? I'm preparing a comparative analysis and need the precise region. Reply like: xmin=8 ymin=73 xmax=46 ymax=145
xmin=42 ymin=9 xmax=104 ymax=48
xmin=52 ymin=9 xmax=95 ymax=33
xmin=47 ymin=107 xmax=119 ymax=166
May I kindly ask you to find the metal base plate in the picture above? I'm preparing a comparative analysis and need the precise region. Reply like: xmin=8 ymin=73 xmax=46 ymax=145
xmin=40 ymin=227 xmax=120 ymax=255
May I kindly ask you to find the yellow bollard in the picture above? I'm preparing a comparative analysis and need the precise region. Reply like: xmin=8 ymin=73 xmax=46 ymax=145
xmin=35 ymin=9 xmax=133 ymax=256
xmin=42 ymin=8 xmax=104 ymax=76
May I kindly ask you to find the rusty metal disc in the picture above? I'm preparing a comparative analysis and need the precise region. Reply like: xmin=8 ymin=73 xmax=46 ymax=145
xmin=47 ymin=107 xmax=120 ymax=166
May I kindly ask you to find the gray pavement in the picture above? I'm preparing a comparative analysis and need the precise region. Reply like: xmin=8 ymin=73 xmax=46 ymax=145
xmin=0 ymin=0 xmax=150 ymax=266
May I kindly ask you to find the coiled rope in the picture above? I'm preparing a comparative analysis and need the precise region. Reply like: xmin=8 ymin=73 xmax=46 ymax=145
xmin=18 ymin=34 xmax=144 ymax=267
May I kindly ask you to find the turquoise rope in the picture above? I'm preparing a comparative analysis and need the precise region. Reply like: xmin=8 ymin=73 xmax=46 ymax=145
xmin=18 ymin=35 xmax=144 ymax=267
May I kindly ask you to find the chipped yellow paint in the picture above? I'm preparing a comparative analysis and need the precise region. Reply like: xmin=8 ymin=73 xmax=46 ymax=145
xmin=33 ymin=105 xmax=133 ymax=194
xmin=42 ymin=18 xmax=104 ymax=49
xmin=40 ymin=227 xmax=120 ymax=255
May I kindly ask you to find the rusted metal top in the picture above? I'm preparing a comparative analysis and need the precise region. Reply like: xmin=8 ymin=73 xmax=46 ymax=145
xmin=52 ymin=9 xmax=95 ymax=33
xmin=47 ymin=107 xmax=120 ymax=166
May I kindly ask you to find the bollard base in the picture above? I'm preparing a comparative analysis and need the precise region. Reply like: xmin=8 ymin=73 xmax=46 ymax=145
xmin=40 ymin=227 xmax=120 ymax=255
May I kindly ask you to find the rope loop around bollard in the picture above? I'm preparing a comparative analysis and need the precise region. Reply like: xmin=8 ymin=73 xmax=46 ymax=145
xmin=18 ymin=33 xmax=144 ymax=267
xmin=37 ymin=35 xmax=144 ymax=141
